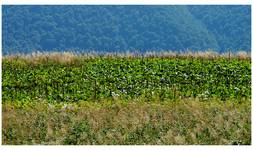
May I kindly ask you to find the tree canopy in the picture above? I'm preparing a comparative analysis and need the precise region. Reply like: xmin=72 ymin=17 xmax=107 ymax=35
xmin=2 ymin=5 xmax=251 ymax=54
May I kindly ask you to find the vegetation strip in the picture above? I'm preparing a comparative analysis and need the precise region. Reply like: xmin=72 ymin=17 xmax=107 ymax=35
xmin=2 ymin=54 xmax=251 ymax=145
xmin=2 ymin=53 xmax=251 ymax=103
xmin=2 ymin=100 xmax=251 ymax=145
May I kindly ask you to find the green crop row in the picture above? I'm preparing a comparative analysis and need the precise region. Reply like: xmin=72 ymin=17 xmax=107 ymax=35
xmin=2 ymin=57 xmax=251 ymax=102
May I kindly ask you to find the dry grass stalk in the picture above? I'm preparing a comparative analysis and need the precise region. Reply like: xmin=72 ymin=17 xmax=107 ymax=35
xmin=3 ymin=50 xmax=251 ymax=64
xmin=2 ymin=99 xmax=251 ymax=145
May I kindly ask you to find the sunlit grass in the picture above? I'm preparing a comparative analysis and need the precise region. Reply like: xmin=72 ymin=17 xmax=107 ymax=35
xmin=2 ymin=98 xmax=250 ymax=145
xmin=3 ymin=50 xmax=250 ymax=65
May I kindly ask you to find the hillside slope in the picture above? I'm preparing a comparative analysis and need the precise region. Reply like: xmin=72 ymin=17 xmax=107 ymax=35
xmin=2 ymin=5 xmax=251 ymax=54
xmin=188 ymin=5 xmax=251 ymax=52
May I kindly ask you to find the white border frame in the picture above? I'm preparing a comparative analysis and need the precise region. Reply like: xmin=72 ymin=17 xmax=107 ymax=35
xmin=0 ymin=1 xmax=252 ymax=150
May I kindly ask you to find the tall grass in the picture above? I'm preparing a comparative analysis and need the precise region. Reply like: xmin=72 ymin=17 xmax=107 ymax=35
xmin=2 ymin=99 xmax=251 ymax=145
xmin=3 ymin=50 xmax=250 ymax=65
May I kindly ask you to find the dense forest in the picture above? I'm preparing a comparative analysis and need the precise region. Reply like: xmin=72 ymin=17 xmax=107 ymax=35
xmin=2 ymin=5 xmax=251 ymax=54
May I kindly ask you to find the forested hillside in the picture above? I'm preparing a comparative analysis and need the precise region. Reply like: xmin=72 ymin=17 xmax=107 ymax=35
xmin=188 ymin=5 xmax=251 ymax=53
xmin=2 ymin=5 xmax=251 ymax=54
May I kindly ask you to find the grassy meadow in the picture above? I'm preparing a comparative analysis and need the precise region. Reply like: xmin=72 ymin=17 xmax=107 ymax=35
xmin=2 ymin=51 xmax=251 ymax=145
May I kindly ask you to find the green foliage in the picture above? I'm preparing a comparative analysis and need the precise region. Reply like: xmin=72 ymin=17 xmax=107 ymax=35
xmin=2 ymin=6 xmax=251 ymax=54
xmin=64 ymin=121 xmax=92 ymax=145
xmin=3 ymin=127 xmax=17 ymax=144
xmin=2 ymin=57 xmax=251 ymax=103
